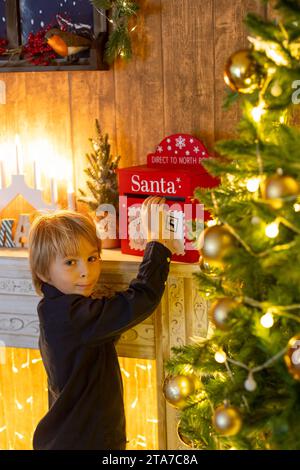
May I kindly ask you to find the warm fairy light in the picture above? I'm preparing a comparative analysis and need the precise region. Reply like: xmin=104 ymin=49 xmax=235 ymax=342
xmin=1 ymin=350 xmax=158 ymax=450
xmin=207 ymin=219 xmax=217 ymax=227
xmin=294 ymin=203 xmax=300 ymax=212
xmin=265 ymin=221 xmax=279 ymax=238
xmin=267 ymin=48 xmax=288 ymax=66
xmin=214 ymin=350 xmax=227 ymax=363
xmin=131 ymin=397 xmax=138 ymax=409
xmin=31 ymin=358 xmax=42 ymax=364
xmin=279 ymin=115 xmax=285 ymax=124
xmin=136 ymin=364 xmax=147 ymax=370
xmin=15 ymin=400 xmax=23 ymax=410
xmin=244 ymin=373 xmax=257 ymax=391
xmin=121 ymin=367 xmax=130 ymax=378
xmin=260 ymin=311 xmax=274 ymax=328
xmin=251 ymin=102 xmax=266 ymax=123
xmin=130 ymin=25 xmax=137 ymax=32
xmin=137 ymin=440 xmax=147 ymax=448
xmin=248 ymin=36 xmax=290 ymax=66
xmin=246 ymin=177 xmax=260 ymax=192
xmin=183 ymin=364 xmax=194 ymax=374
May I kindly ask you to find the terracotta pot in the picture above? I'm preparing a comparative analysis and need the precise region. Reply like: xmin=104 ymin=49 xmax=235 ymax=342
xmin=101 ymin=237 xmax=121 ymax=249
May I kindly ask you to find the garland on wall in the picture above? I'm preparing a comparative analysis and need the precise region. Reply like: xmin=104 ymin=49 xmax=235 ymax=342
xmin=91 ymin=0 xmax=139 ymax=62
xmin=0 ymin=1 xmax=140 ymax=66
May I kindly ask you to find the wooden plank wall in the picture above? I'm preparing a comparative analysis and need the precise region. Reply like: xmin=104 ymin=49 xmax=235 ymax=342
xmin=0 ymin=0 xmax=267 ymax=215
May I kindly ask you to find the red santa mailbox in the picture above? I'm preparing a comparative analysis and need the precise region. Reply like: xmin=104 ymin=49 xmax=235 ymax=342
xmin=118 ymin=134 xmax=219 ymax=263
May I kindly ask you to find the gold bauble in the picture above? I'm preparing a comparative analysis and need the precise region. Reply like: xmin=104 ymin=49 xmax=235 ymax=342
xmin=200 ymin=225 xmax=235 ymax=266
xmin=163 ymin=375 xmax=196 ymax=409
xmin=263 ymin=174 xmax=300 ymax=209
xmin=212 ymin=404 xmax=242 ymax=436
xmin=209 ymin=297 xmax=239 ymax=330
xmin=224 ymin=49 xmax=260 ymax=94
xmin=284 ymin=334 xmax=300 ymax=381
xmin=199 ymin=254 xmax=222 ymax=277
xmin=177 ymin=421 xmax=193 ymax=448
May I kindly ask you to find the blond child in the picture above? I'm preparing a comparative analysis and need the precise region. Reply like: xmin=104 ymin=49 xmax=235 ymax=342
xmin=28 ymin=196 xmax=173 ymax=450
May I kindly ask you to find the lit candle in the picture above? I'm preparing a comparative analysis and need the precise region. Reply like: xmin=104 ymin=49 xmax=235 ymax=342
xmin=67 ymin=181 xmax=75 ymax=210
xmin=15 ymin=134 xmax=23 ymax=175
xmin=0 ymin=157 xmax=5 ymax=189
xmin=50 ymin=177 xmax=58 ymax=205
xmin=33 ymin=158 xmax=41 ymax=190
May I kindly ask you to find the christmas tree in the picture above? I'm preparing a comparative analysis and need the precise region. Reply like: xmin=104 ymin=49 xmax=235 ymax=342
xmin=78 ymin=119 xmax=121 ymax=211
xmin=164 ymin=0 xmax=300 ymax=450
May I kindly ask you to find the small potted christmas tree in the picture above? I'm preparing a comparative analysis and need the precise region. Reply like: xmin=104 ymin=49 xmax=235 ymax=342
xmin=78 ymin=119 xmax=121 ymax=248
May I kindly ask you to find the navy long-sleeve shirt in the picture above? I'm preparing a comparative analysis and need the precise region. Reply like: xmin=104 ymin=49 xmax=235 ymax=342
xmin=33 ymin=241 xmax=171 ymax=450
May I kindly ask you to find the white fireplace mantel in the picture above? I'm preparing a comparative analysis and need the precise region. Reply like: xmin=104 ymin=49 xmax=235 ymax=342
xmin=0 ymin=247 xmax=209 ymax=450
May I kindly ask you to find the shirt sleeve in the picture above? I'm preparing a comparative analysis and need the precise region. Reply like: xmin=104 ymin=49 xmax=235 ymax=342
xmin=67 ymin=242 xmax=172 ymax=346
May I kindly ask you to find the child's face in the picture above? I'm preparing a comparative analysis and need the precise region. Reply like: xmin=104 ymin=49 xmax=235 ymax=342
xmin=42 ymin=237 xmax=102 ymax=297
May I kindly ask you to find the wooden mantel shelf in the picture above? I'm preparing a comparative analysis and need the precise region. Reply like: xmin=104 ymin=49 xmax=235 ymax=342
xmin=0 ymin=247 xmax=208 ymax=450
xmin=0 ymin=247 xmax=200 ymax=274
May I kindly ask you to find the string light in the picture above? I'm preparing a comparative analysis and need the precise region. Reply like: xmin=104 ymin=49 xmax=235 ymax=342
xmin=15 ymin=400 xmax=23 ymax=411
xmin=246 ymin=177 xmax=260 ymax=192
xmin=279 ymin=115 xmax=285 ymax=124
xmin=0 ymin=349 xmax=158 ymax=450
xmin=207 ymin=219 xmax=217 ymax=227
xmin=244 ymin=373 xmax=257 ymax=391
xmin=251 ymin=102 xmax=266 ymax=123
xmin=265 ymin=221 xmax=279 ymax=238
xmin=131 ymin=397 xmax=138 ymax=409
xmin=260 ymin=311 xmax=274 ymax=328
xmin=136 ymin=364 xmax=147 ymax=370
xmin=294 ymin=203 xmax=300 ymax=212
xmin=214 ymin=350 xmax=227 ymax=363
xmin=31 ymin=358 xmax=42 ymax=364
xmin=248 ymin=36 xmax=290 ymax=66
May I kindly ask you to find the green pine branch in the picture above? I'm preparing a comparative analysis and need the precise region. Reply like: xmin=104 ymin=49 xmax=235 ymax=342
xmin=90 ymin=0 xmax=139 ymax=63
xmin=78 ymin=119 xmax=121 ymax=212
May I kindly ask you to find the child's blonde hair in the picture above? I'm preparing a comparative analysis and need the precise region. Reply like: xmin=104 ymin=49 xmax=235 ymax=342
xmin=29 ymin=210 xmax=101 ymax=296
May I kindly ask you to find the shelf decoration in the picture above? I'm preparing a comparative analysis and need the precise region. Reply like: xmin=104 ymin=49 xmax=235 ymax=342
xmin=0 ymin=135 xmax=75 ymax=249
xmin=0 ymin=0 xmax=108 ymax=71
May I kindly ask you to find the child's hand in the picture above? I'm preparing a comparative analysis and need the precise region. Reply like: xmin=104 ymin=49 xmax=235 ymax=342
xmin=141 ymin=196 xmax=166 ymax=242
xmin=141 ymin=196 xmax=185 ymax=255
